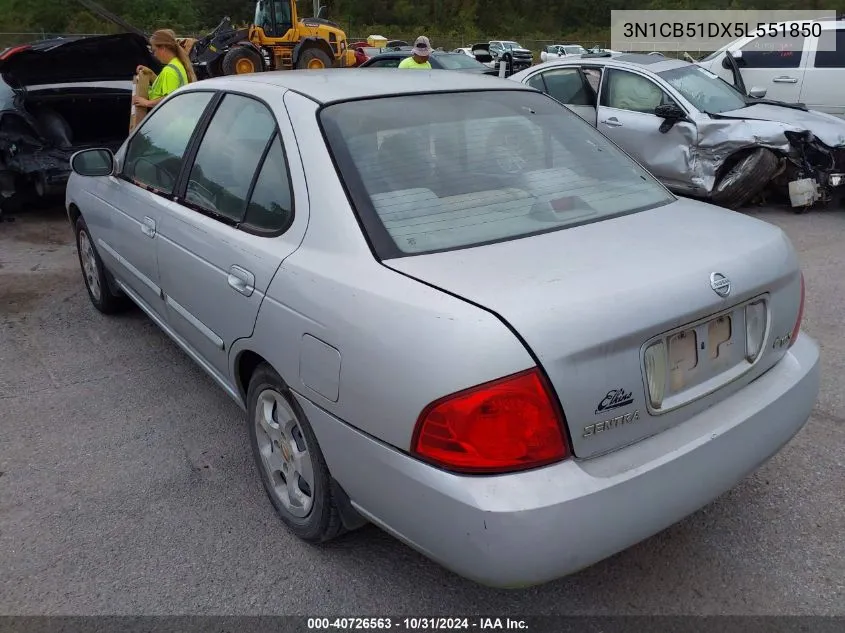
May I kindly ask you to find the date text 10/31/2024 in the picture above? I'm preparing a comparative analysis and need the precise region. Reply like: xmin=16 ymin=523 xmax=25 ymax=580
xmin=307 ymin=618 xmax=529 ymax=630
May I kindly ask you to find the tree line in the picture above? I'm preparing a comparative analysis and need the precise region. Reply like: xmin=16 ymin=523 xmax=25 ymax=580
xmin=0 ymin=0 xmax=841 ymax=45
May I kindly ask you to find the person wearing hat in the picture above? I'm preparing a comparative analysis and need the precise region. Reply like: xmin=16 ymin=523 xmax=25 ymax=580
xmin=399 ymin=36 xmax=433 ymax=69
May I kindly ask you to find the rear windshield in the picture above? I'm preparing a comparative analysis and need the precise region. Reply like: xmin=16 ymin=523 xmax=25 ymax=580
xmin=319 ymin=90 xmax=674 ymax=258
xmin=434 ymin=53 xmax=487 ymax=69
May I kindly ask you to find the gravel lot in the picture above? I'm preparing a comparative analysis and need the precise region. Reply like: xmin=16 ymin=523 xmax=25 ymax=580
xmin=1 ymin=204 xmax=843 ymax=616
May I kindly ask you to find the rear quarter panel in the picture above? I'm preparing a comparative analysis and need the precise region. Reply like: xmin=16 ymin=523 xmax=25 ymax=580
xmin=233 ymin=90 xmax=536 ymax=451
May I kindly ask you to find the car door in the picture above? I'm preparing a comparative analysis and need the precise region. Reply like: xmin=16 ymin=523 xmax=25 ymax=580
xmin=596 ymin=68 xmax=698 ymax=191
xmin=525 ymin=66 xmax=597 ymax=124
xmin=154 ymin=91 xmax=299 ymax=380
xmin=722 ymin=33 xmax=808 ymax=102
xmin=96 ymin=90 xmax=215 ymax=320
xmin=800 ymin=26 xmax=845 ymax=117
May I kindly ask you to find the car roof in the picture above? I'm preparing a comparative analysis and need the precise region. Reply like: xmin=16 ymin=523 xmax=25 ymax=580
xmin=530 ymin=53 xmax=689 ymax=74
xmin=197 ymin=69 xmax=526 ymax=104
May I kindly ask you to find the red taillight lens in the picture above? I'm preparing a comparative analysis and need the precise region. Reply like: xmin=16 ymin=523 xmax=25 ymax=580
xmin=0 ymin=44 xmax=31 ymax=61
xmin=788 ymin=272 xmax=805 ymax=348
xmin=411 ymin=368 xmax=570 ymax=474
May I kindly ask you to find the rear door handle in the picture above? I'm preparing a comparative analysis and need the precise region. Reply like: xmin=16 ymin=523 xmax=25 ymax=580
xmin=773 ymin=76 xmax=798 ymax=83
xmin=227 ymin=265 xmax=255 ymax=297
xmin=602 ymin=117 xmax=623 ymax=127
xmin=141 ymin=216 xmax=156 ymax=238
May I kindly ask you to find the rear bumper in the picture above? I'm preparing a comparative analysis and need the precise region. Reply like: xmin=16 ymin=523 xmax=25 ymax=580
xmin=296 ymin=334 xmax=820 ymax=588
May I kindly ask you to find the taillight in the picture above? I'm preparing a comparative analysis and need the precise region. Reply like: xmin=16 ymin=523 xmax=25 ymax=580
xmin=0 ymin=44 xmax=31 ymax=60
xmin=411 ymin=368 xmax=569 ymax=474
xmin=788 ymin=272 xmax=805 ymax=348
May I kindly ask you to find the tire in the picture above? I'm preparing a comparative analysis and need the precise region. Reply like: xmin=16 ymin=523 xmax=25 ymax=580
xmin=221 ymin=46 xmax=262 ymax=75
xmin=247 ymin=363 xmax=345 ymax=543
xmin=295 ymin=47 xmax=333 ymax=70
xmin=74 ymin=216 xmax=130 ymax=314
xmin=710 ymin=148 xmax=779 ymax=210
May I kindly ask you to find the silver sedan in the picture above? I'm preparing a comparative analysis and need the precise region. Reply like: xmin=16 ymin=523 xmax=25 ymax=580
xmin=65 ymin=69 xmax=820 ymax=588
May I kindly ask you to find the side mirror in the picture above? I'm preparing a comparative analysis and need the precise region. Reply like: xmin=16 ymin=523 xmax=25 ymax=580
xmin=654 ymin=103 xmax=685 ymax=120
xmin=748 ymin=86 xmax=767 ymax=98
xmin=70 ymin=148 xmax=115 ymax=177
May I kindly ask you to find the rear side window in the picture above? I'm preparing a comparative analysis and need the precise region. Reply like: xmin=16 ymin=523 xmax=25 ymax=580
xmin=184 ymin=93 xmax=276 ymax=222
xmin=368 ymin=58 xmax=401 ymax=68
xmin=739 ymin=34 xmax=804 ymax=68
xmin=241 ymin=134 xmax=293 ymax=232
xmin=122 ymin=91 xmax=213 ymax=193
xmin=320 ymin=90 xmax=673 ymax=258
xmin=813 ymin=28 xmax=845 ymax=68
xmin=539 ymin=68 xmax=593 ymax=105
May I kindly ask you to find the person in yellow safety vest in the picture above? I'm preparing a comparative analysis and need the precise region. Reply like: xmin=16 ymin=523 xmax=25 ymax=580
xmin=398 ymin=36 xmax=433 ymax=69
xmin=132 ymin=29 xmax=198 ymax=110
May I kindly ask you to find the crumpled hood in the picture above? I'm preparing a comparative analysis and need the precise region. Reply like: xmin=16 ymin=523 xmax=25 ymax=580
xmin=715 ymin=103 xmax=845 ymax=147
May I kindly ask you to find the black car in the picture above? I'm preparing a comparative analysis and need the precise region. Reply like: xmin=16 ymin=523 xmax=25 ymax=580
xmin=0 ymin=33 xmax=160 ymax=216
xmin=359 ymin=50 xmax=500 ymax=75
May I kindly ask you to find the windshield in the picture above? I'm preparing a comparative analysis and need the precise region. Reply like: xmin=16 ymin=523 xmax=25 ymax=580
xmin=319 ymin=90 xmax=674 ymax=258
xmin=564 ymin=46 xmax=586 ymax=55
xmin=434 ymin=53 xmax=487 ymax=69
xmin=500 ymin=41 xmax=522 ymax=49
xmin=658 ymin=65 xmax=747 ymax=114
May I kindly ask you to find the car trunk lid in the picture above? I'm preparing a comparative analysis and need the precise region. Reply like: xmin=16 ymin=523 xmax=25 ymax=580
xmin=0 ymin=33 xmax=161 ymax=88
xmin=384 ymin=199 xmax=803 ymax=459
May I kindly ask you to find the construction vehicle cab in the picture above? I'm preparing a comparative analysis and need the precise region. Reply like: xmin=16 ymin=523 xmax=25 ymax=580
xmin=190 ymin=0 xmax=354 ymax=77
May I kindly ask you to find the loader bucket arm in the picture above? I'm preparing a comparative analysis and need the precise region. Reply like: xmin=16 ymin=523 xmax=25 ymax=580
xmin=75 ymin=0 xmax=148 ymax=38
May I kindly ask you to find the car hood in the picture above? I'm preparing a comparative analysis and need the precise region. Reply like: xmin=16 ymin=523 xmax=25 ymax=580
xmin=714 ymin=103 xmax=845 ymax=147
xmin=0 ymin=33 xmax=161 ymax=87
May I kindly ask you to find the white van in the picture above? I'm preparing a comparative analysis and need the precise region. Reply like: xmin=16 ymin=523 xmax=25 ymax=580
xmin=697 ymin=18 xmax=845 ymax=117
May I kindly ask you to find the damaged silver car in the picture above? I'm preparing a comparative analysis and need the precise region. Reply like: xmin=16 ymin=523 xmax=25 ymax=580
xmin=510 ymin=53 xmax=845 ymax=210
xmin=0 ymin=33 xmax=160 ymax=217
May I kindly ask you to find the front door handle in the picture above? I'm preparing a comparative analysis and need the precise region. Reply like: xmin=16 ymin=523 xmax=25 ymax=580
xmin=602 ymin=117 xmax=623 ymax=127
xmin=227 ymin=265 xmax=255 ymax=297
xmin=773 ymin=76 xmax=798 ymax=83
xmin=141 ymin=216 xmax=156 ymax=238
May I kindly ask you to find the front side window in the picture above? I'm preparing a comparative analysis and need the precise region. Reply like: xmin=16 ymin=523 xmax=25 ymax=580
xmin=184 ymin=93 xmax=276 ymax=222
xmin=814 ymin=28 xmax=845 ymax=68
xmin=740 ymin=34 xmax=804 ymax=68
xmin=122 ymin=91 xmax=213 ymax=193
xmin=320 ymin=90 xmax=673 ymax=257
xmin=602 ymin=69 xmax=674 ymax=114
xmin=658 ymin=65 xmax=747 ymax=114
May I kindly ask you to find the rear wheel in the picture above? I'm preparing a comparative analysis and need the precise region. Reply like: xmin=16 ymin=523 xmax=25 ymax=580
xmin=247 ymin=363 xmax=345 ymax=543
xmin=222 ymin=46 xmax=262 ymax=75
xmin=296 ymin=47 xmax=332 ymax=70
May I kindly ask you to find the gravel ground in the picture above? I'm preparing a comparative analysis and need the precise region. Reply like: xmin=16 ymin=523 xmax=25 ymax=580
xmin=0 ymin=204 xmax=843 ymax=616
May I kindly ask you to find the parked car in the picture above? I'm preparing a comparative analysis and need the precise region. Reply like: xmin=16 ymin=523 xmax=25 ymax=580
xmin=510 ymin=54 xmax=845 ymax=209
xmin=452 ymin=47 xmax=474 ymax=56
xmin=66 ymin=69 xmax=819 ymax=588
xmin=470 ymin=40 xmax=533 ymax=74
xmin=0 ymin=33 xmax=160 ymax=217
xmin=696 ymin=18 xmax=845 ymax=118
xmin=359 ymin=50 xmax=499 ymax=75
xmin=540 ymin=44 xmax=587 ymax=62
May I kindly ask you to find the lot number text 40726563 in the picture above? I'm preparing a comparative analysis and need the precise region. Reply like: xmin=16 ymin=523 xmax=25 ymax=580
xmin=307 ymin=617 xmax=529 ymax=630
